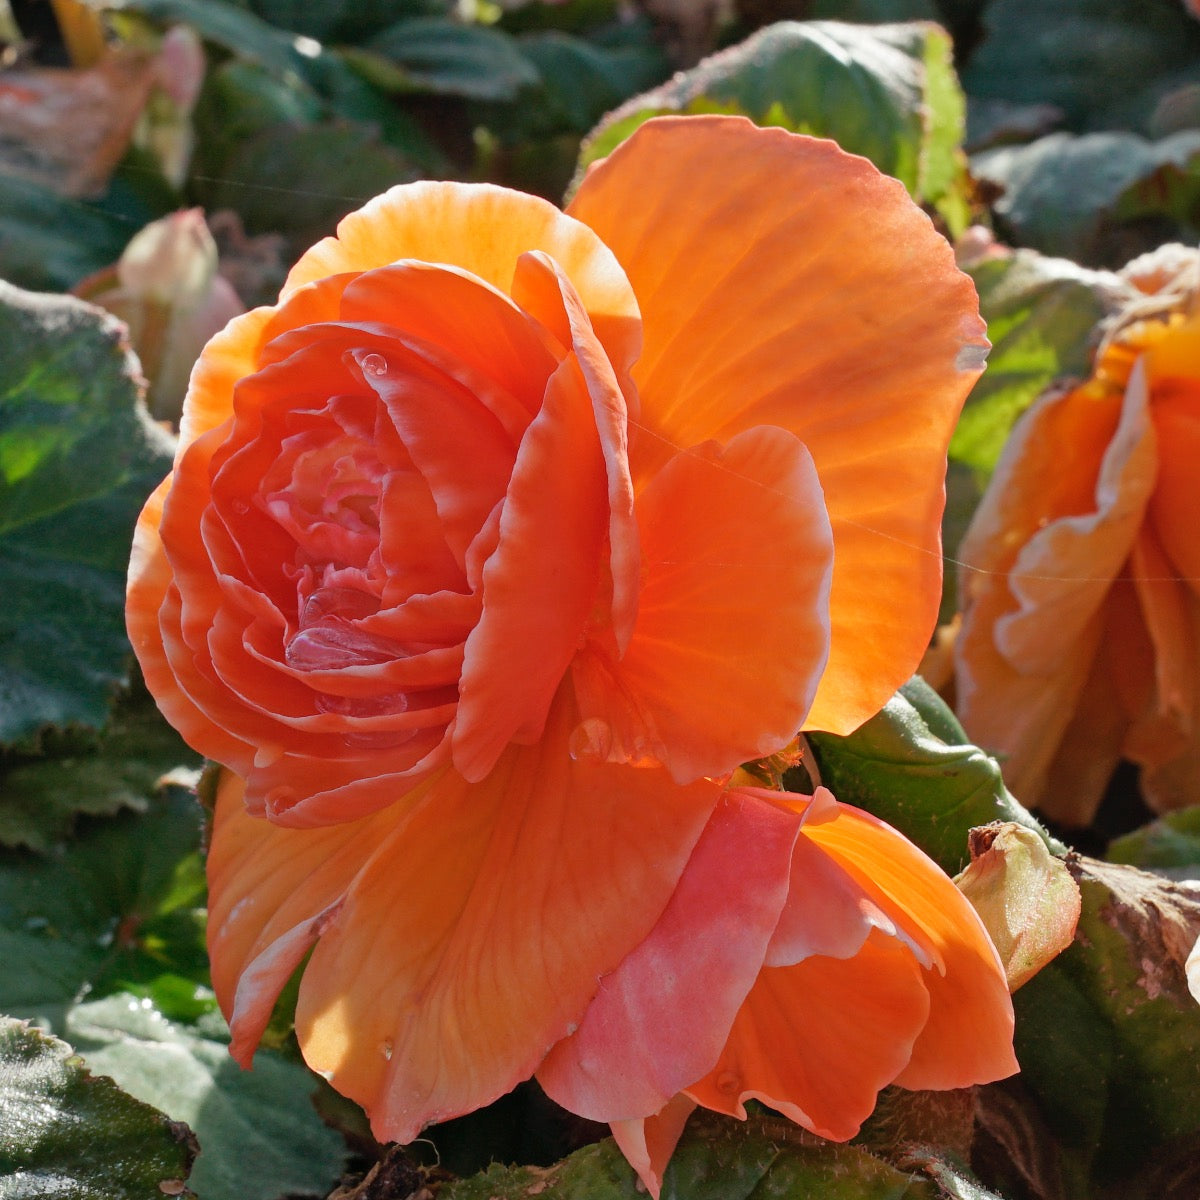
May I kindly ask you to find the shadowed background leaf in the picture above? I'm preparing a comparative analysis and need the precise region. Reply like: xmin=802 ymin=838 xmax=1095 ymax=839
xmin=0 ymin=283 xmax=174 ymax=747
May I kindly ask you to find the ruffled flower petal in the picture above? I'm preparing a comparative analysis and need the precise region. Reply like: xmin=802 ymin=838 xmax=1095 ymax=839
xmin=801 ymin=803 xmax=1018 ymax=1089
xmin=569 ymin=115 xmax=987 ymax=735
xmin=957 ymin=359 xmax=1158 ymax=817
xmin=537 ymin=788 xmax=806 ymax=1119
xmin=571 ymin=425 xmax=833 ymax=782
xmin=293 ymin=690 xmax=720 ymax=1140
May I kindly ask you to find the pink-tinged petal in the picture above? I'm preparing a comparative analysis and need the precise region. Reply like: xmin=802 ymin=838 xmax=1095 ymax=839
xmin=294 ymin=690 xmax=720 ymax=1141
xmin=766 ymin=807 xmax=932 ymax=968
xmin=803 ymin=804 xmax=1017 ymax=1090
xmin=610 ymin=1096 xmax=697 ymax=1200
xmin=452 ymin=286 xmax=622 ymax=781
xmin=537 ymin=788 xmax=805 ymax=1120
xmin=686 ymin=931 xmax=930 ymax=1140
xmin=281 ymin=180 xmax=641 ymax=386
xmin=957 ymin=364 xmax=1157 ymax=814
xmin=206 ymin=770 xmax=427 ymax=1063
xmin=572 ymin=425 xmax=833 ymax=782
xmin=570 ymin=115 xmax=987 ymax=734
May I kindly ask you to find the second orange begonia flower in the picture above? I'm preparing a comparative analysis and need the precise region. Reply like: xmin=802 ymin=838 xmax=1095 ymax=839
xmin=956 ymin=246 xmax=1200 ymax=825
xmin=127 ymin=116 xmax=1016 ymax=1192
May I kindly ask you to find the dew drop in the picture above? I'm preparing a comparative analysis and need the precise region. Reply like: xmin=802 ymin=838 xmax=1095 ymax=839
xmin=361 ymin=352 xmax=388 ymax=378
xmin=568 ymin=717 xmax=614 ymax=763
xmin=232 ymin=499 xmax=250 ymax=516
xmin=381 ymin=1039 xmax=393 ymax=1061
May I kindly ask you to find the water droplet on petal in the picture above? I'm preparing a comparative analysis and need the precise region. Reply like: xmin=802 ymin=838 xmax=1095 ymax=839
xmin=381 ymin=1039 xmax=393 ymax=1061
xmin=361 ymin=352 xmax=388 ymax=378
xmin=568 ymin=717 xmax=614 ymax=763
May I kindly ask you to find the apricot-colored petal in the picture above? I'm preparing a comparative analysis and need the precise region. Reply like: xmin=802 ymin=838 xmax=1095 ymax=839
xmin=341 ymin=262 xmax=559 ymax=432
xmin=686 ymin=931 xmax=930 ymax=1140
xmin=1031 ymin=583 xmax=1147 ymax=825
xmin=176 ymin=306 xmax=274 ymax=453
xmin=1147 ymin=357 xmax=1200 ymax=592
xmin=957 ymin=365 xmax=1157 ymax=812
xmin=803 ymin=805 xmax=1017 ymax=1090
xmin=294 ymin=691 xmax=720 ymax=1141
xmin=610 ymin=1096 xmax=696 ymax=1200
xmin=128 ymin=478 xmax=256 ymax=770
xmin=452 ymin=353 xmax=610 ymax=783
xmin=537 ymin=789 xmax=804 ymax=1120
xmin=512 ymin=251 xmax=640 ymax=652
xmin=1132 ymin=526 xmax=1196 ymax=737
xmin=570 ymin=115 xmax=987 ymax=734
xmin=282 ymin=180 xmax=641 ymax=387
xmin=573 ymin=425 xmax=833 ymax=783
xmin=205 ymin=770 xmax=422 ymax=1064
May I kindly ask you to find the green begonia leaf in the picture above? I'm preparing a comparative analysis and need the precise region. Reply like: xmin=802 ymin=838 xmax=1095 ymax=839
xmin=0 ymin=784 xmax=209 ymax=1024
xmin=807 ymin=677 xmax=1060 ymax=874
xmin=509 ymin=31 xmax=666 ymax=136
xmin=0 ymin=176 xmax=132 ymax=295
xmin=0 ymin=695 xmax=201 ymax=852
xmin=986 ymin=858 xmax=1200 ymax=1198
xmin=962 ymin=0 xmax=1200 ymax=134
xmin=440 ymin=1113 xmax=941 ymax=1199
xmin=62 ymin=995 xmax=345 ymax=1200
xmin=1109 ymin=807 xmax=1200 ymax=874
xmin=356 ymin=17 xmax=539 ymax=100
xmin=98 ymin=0 xmax=319 ymax=78
xmin=577 ymin=20 xmax=971 ymax=233
xmin=199 ymin=119 xmax=421 ymax=241
xmin=972 ymin=130 xmax=1200 ymax=266
xmin=0 ymin=283 xmax=174 ymax=747
xmin=952 ymin=247 xmax=1132 ymax=478
xmin=0 ymin=1017 xmax=197 ymax=1199
xmin=241 ymin=0 xmax=448 ymax=43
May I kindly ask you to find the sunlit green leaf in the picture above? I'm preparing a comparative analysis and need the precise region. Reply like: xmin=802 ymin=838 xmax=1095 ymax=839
xmin=63 ymin=995 xmax=345 ymax=1200
xmin=807 ymin=677 xmax=1060 ymax=874
xmin=578 ymin=20 xmax=971 ymax=232
xmin=0 ymin=1016 xmax=197 ymax=1200
xmin=952 ymin=247 xmax=1131 ymax=477
xmin=0 ymin=784 xmax=208 ymax=1024
xmin=0 ymin=284 xmax=174 ymax=747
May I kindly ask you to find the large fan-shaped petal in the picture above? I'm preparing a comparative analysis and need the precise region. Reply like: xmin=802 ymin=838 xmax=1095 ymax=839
xmin=569 ymin=115 xmax=987 ymax=734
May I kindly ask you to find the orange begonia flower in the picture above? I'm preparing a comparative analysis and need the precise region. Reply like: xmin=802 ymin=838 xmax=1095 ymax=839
xmin=128 ymin=116 xmax=1015 ymax=1192
xmin=956 ymin=246 xmax=1200 ymax=825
